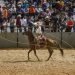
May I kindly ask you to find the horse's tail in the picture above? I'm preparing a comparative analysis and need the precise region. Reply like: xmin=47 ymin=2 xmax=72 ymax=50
xmin=54 ymin=41 xmax=64 ymax=56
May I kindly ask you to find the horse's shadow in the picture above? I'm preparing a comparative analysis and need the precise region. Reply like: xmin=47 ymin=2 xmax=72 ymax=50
xmin=2 ymin=60 xmax=42 ymax=63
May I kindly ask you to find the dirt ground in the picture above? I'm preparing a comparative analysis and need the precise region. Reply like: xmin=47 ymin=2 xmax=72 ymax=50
xmin=0 ymin=49 xmax=75 ymax=75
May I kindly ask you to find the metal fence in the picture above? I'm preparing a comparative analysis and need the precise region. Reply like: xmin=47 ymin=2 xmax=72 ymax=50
xmin=0 ymin=26 xmax=74 ymax=48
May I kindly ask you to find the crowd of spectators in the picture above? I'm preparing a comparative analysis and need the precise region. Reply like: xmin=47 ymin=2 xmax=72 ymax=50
xmin=0 ymin=0 xmax=16 ymax=32
xmin=0 ymin=0 xmax=75 ymax=33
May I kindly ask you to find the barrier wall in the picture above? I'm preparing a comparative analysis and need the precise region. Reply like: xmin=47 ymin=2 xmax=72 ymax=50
xmin=0 ymin=32 xmax=75 ymax=48
xmin=44 ymin=32 xmax=75 ymax=48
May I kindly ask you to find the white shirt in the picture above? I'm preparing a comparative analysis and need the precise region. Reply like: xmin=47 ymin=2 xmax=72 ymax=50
xmin=72 ymin=15 xmax=75 ymax=21
xmin=21 ymin=18 xmax=27 ymax=26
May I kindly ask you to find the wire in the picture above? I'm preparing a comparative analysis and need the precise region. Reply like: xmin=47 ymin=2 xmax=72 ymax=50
xmin=45 ymin=33 xmax=74 ymax=49
xmin=0 ymin=32 xmax=74 ymax=49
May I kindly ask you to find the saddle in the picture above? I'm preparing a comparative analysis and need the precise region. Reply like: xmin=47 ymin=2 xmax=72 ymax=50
xmin=36 ymin=35 xmax=46 ymax=47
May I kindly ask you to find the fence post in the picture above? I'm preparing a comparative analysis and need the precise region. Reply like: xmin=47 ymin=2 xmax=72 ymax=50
xmin=60 ymin=29 xmax=63 ymax=47
xmin=17 ymin=27 xmax=19 ymax=48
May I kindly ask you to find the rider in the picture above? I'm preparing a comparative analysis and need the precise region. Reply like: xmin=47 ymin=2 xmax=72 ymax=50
xmin=36 ymin=33 xmax=46 ymax=46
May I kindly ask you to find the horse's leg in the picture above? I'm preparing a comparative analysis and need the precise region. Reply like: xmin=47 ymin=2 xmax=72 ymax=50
xmin=46 ymin=47 xmax=54 ymax=61
xmin=34 ymin=49 xmax=40 ymax=61
xmin=28 ymin=49 xmax=33 ymax=60
xmin=57 ymin=44 xmax=64 ymax=56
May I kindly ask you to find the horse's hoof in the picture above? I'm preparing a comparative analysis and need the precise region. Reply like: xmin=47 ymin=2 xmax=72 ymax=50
xmin=28 ymin=58 xmax=31 ymax=61
xmin=46 ymin=59 xmax=49 ymax=61
xmin=38 ymin=59 xmax=40 ymax=61
xmin=38 ymin=60 xmax=42 ymax=62
xmin=28 ymin=59 xmax=31 ymax=62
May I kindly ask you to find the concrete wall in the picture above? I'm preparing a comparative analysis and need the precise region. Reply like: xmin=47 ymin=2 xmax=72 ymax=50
xmin=0 ymin=32 xmax=75 ymax=48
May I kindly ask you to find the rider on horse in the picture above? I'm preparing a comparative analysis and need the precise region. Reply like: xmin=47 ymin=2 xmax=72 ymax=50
xmin=35 ymin=32 xmax=46 ymax=47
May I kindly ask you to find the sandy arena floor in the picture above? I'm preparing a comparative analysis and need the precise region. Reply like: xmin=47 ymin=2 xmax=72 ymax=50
xmin=0 ymin=49 xmax=75 ymax=75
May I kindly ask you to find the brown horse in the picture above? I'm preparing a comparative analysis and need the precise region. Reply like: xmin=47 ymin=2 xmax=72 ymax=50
xmin=23 ymin=29 xmax=64 ymax=61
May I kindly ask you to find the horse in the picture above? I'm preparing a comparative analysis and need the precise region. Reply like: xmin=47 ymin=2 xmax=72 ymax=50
xmin=23 ymin=29 xmax=64 ymax=61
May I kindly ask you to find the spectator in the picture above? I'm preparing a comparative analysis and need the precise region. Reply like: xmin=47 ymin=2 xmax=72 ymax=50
xmin=16 ymin=15 xmax=22 ymax=32
xmin=27 ymin=16 xmax=34 ymax=31
xmin=2 ymin=6 xmax=9 ymax=21
xmin=65 ymin=18 xmax=74 ymax=32
xmin=28 ymin=5 xmax=36 ymax=18
xmin=0 ymin=16 xmax=3 ymax=32
xmin=0 ymin=6 xmax=2 ymax=16
xmin=21 ymin=16 xmax=28 ymax=32
xmin=10 ymin=18 xmax=15 ymax=32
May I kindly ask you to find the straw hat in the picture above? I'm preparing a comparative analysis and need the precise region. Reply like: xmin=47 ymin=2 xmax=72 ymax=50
xmin=2 ymin=5 xmax=6 ymax=8
xmin=18 ymin=1 xmax=22 ymax=4
xmin=17 ymin=14 xmax=21 ymax=17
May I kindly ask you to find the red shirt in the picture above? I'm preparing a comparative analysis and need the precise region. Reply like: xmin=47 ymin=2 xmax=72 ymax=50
xmin=67 ymin=20 xmax=74 ymax=27
xmin=29 ymin=6 xmax=36 ymax=14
